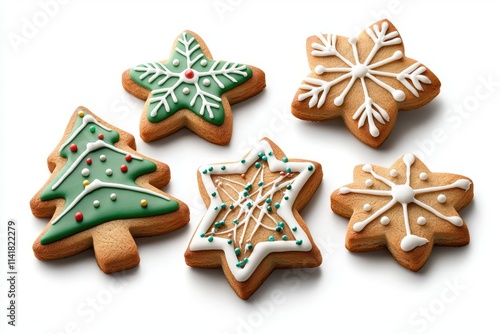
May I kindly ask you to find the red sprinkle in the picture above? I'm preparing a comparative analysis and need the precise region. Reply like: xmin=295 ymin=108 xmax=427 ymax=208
xmin=98 ymin=133 xmax=104 ymax=140
xmin=86 ymin=158 xmax=92 ymax=165
xmin=125 ymin=154 xmax=133 ymax=162
xmin=75 ymin=212 xmax=84 ymax=222
xmin=184 ymin=69 xmax=194 ymax=79
xmin=70 ymin=144 xmax=78 ymax=152
xmin=120 ymin=165 xmax=128 ymax=173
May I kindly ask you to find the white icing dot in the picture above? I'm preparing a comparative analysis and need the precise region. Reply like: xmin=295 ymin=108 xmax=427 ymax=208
xmin=365 ymin=179 xmax=373 ymax=187
xmin=380 ymin=216 xmax=390 ymax=225
xmin=110 ymin=193 xmax=117 ymax=201
xmin=93 ymin=200 xmax=100 ymax=208
xmin=363 ymin=203 xmax=371 ymax=211
xmin=417 ymin=216 xmax=426 ymax=225
xmin=172 ymin=59 xmax=180 ymax=66
xmin=419 ymin=172 xmax=428 ymax=180
xmin=315 ymin=65 xmax=325 ymax=75
xmin=183 ymin=87 xmax=190 ymax=95
xmin=202 ymin=78 xmax=211 ymax=87
xmin=81 ymin=168 xmax=90 ymax=177
xmin=106 ymin=168 xmax=113 ymax=176
xmin=100 ymin=155 xmax=107 ymax=161
xmin=390 ymin=169 xmax=398 ymax=177
xmin=437 ymin=194 xmax=447 ymax=203
xmin=200 ymin=59 xmax=207 ymax=66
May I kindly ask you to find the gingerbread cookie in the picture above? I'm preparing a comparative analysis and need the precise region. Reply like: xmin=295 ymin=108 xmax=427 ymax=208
xmin=185 ymin=138 xmax=322 ymax=299
xmin=30 ymin=107 xmax=190 ymax=273
xmin=292 ymin=19 xmax=441 ymax=148
xmin=122 ymin=30 xmax=266 ymax=145
xmin=330 ymin=153 xmax=473 ymax=271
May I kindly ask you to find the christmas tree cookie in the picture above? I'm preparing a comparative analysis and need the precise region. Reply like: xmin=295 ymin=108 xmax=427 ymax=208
xmin=30 ymin=107 xmax=190 ymax=273
xmin=292 ymin=19 xmax=441 ymax=148
xmin=331 ymin=154 xmax=473 ymax=271
xmin=185 ymin=138 xmax=322 ymax=299
xmin=122 ymin=30 xmax=266 ymax=145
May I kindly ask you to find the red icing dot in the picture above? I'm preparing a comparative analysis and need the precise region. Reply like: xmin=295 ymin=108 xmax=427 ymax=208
xmin=98 ymin=133 xmax=104 ymax=140
xmin=75 ymin=212 xmax=83 ymax=222
xmin=125 ymin=154 xmax=133 ymax=162
xmin=120 ymin=165 xmax=128 ymax=173
xmin=184 ymin=69 xmax=194 ymax=79
xmin=70 ymin=144 xmax=78 ymax=152
xmin=86 ymin=158 xmax=92 ymax=165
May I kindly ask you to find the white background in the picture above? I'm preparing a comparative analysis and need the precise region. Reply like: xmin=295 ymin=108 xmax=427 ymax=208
xmin=1 ymin=0 xmax=498 ymax=333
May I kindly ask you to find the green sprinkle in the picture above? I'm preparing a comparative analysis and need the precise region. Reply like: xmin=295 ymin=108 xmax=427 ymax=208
xmin=246 ymin=243 xmax=253 ymax=250
xmin=262 ymin=156 xmax=268 ymax=162
xmin=258 ymin=152 xmax=264 ymax=158
xmin=275 ymin=226 xmax=283 ymax=232
xmin=221 ymin=203 xmax=227 ymax=209
xmin=202 ymin=169 xmax=208 ymax=174
xmin=214 ymin=221 xmax=225 ymax=228
xmin=245 ymin=184 xmax=252 ymax=190
xmin=258 ymin=181 xmax=264 ymax=187
xmin=235 ymin=248 xmax=241 ymax=256
xmin=274 ymin=203 xmax=281 ymax=209
xmin=267 ymin=206 xmax=272 ymax=212
xmin=286 ymin=167 xmax=292 ymax=173
xmin=282 ymin=157 xmax=288 ymax=162
xmin=214 ymin=206 xmax=219 ymax=211
xmin=295 ymin=239 xmax=303 ymax=245
xmin=211 ymin=192 xmax=217 ymax=197
xmin=268 ymin=236 xmax=275 ymax=241
xmin=208 ymin=166 xmax=213 ymax=172
xmin=268 ymin=151 xmax=273 ymax=156
xmin=229 ymin=204 xmax=235 ymax=210
xmin=236 ymin=261 xmax=244 ymax=268
xmin=284 ymin=196 xmax=289 ymax=200
xmin=227 ymin=239 xmax=233 ymax=244
xmin=89 ymin=125 xmax=96 ymax=133
xmin=255 ymin=162 xmax=261 ymax=168
xmin=233 ymin=219 xmax=239 ymax=225
xmin=208 ymin=236 xmax=214 ymax=242
xmin=241 ymin=159 xmax=246 ymax=164
xmin=308 ymin=165 xmax=314 ymax=171
xmin=292 ymin=226 xmax=298 ymax=232
xmin=246 ymin=201 xmax=252 ymax=207
xmin=286 ymin=185 xmax=292 ymax=190
xmin=243 ymin=191 xmax=249 ymax=197
xmin=243 ymin=258 xmax=249 ymax=263
xmin=282 ymin=235 xmax=288 ymax=241
xmin=265 ymin=198 xmax=272 ymax=204
xmin=221 ymin=166 xmax=226 ymax=170
xmin=200 ymin=233 xmax=206 ymax=237
xmin=278 ymin=222 xmax=285 ymax=228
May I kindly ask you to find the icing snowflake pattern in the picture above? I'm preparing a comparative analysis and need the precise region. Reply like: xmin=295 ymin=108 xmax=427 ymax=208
xmin=339 ymin=154 xmax=472 ymax=252
xmin=298 ymin=21 xmax=433 ymax=137
xmin=189 ymin=140 xmax=317 ymax=282
xmin=130 ymin=32 xmax=252 ymax=125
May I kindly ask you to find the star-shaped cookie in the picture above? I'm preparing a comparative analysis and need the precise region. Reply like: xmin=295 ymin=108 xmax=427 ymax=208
xmin=292 ymin=19 xmax=441 ymax=148
xmin=330 ymin=154 xmax=473 ymax=271
xmin=185 ymin=138 xmax=322 ymax=299
xmin=122 ymin=30 xmax=266 ymax=145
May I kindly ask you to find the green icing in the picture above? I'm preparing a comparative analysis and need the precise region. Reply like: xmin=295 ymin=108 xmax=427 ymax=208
xmin=129 ymin=31 xmax=253 ymax=126
xmin=39 ymin=111 xmax=179 ymax=244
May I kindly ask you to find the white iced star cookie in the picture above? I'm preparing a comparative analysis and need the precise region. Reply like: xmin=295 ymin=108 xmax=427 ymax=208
xmin=331 ymin=153 xmax=473 ymax=271
xmin=185 ymin=138 xmax=322 ymax=299
xmin=292 ymin=19 xmax=441 ymax=148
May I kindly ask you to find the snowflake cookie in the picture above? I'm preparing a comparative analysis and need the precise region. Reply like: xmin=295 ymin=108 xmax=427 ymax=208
xmin=122 ymin=30 xmax=266 ymax=145
xmin=185 ymin=138 xmax=322 ymax=299
xmin=331 ymin=153 xmax=473 ymax=271
xmin=30 ymin=107 xmax=190 ymax=273
xmin=292 ymin=19 xmax=441 ymax=148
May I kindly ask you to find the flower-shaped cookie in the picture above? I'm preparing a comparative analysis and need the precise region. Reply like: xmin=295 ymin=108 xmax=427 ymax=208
xmin=185 ymin=138 xmax=322 ymax=299
xmin=292 ymin=19 xmax=440 ymax=148
xmin=122 ymin=30 xmax=266 ymax=145
xmin=331 ymin=154 xmax=473 ymax=271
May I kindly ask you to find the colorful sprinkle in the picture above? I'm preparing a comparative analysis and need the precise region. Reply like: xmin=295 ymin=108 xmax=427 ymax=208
xmin=241 ymin=159 xmax=246 ymax=164
xmin=78 ymin=110 xmax=85 ymax=117
xmin=202 ymin=169 xmax=208 ymax=174
xmin=120 ymin=165 xmax=128 ymax=173
xmin=221 ymin=166 xmax=226 ymax=170
xmin=236 ymin=261 xmax=244 ymax=268
xmin=81 ymin=168 xmax=90 ymax=177
xmin=70 ymin=144 xmax=78 ymax=152
xmin=274 ymin=203 xmax=281 ymax=209
xmin=255 ymin=162 xmax=261 ymax=168
xmin=106 ymin=168 xmax=113 ymax=176
xmin=208 ymin=236 xmax=214 ymax=242
xmin=98 ymin=133 xmax=104 ymax=140
xmin=86 ymin=158 xmax=92 ymax=165
xmin=235 ymin=248 xmax=241 ymax=256
xmin=211 ymin=192 xmax=217 ymax=197
xmin=221 ymin=203 xmax=227 ymax=209
xmin=286 ymin=167 xmax=292 ymax=173
xmin=83 ymin=180 xmax=90 ymax=187
xmin=140 ymin=199 xmax=148 ymax=207
xmin=227 ymin=239 xmax=233 ymax=244
xmin=246 ymin=243 xmax=253 ymax=250
xmin=286 ymin=185 xmax=292 ymax=190
xmin=282 ymin=235 xmax=288 ymax=241
xmin=282 ymin=157 xmax=288 ymax=162
xmin=89 ymin=125 xmax=96 ymax=133
xmin=292 ymin=226 xmax=297 ymax=232
xmin=75 ymin=212 xmax=83 ymax=222
xmin=295 ymin=239 xmax=303 ymax=245
xmin=100 ymin=155 xmax=106 ymax=162
xmin=200 ymin=232 xmax=206 ymax=237
xmin=268 ymin=236 xmax=275 ymax=241
xmin=93 ymin=200 xmax=100 ymax=208
xmin=125 ymin=154 xmax=133 ymax=162
xmin=110 ymin=193 xmax=117 ymax=201
xmin=308 ymin=165 xmax=314 ymax=171
xmin=184 ymin=69 xmax=195 ymax=79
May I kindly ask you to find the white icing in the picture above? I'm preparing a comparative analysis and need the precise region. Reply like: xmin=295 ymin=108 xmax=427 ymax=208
xmin=298 ymin=21 xmax=432 ymax=138
xmin=365 ymin=179 xmax=373 ymax=187
xmin=105 ymin=168 xmax=113 ymax=176
xmin=81 ymin=168 xmax=90 ymax=177
xmin=189 ymin=139 xmax=316 ymax=282
xmin=59 ymin=114 xmax=111 ymax=153
xmin=340 ymin=153 xmax=471 ymax=251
